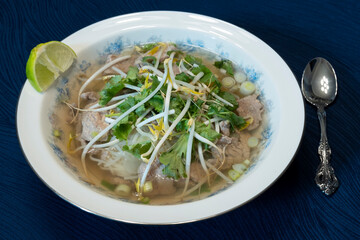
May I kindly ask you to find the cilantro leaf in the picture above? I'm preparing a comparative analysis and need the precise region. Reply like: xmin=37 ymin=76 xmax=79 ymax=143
xmin=139 ymin=43 xmax=157 ymax=53
xmin=159 ymin=134 xmax=189 ymax=179
xmin=124 ymin=66 xmax=139 ymax=85
xmin=142 ymin=56 xmax=157 ymax=66
xmin=113 ymin=123 xmax=132 ymax=141
xmin=199 ymin=72 xmax=219 ymax=86
xmin=169 ymin=96 xmax=185 ymax=121
xmin=175 ymin=119 xmax=189 ymax=132
xmin=207 ymin=104 xmax=246 ymax=130
xmin=123 ymin=141 xmax=152 ymax=159
xmin=147 ymin=94 xmax=164 ymax=112
xmin=214 ymin=59 xmax=234 ymax=76
xmin=219 ymin=92 xmax=239 ymax=111
xmin=188 ymin=99 xmax=204 ymax=116
xmin=135 ymin=104 xmax=146 ymax=116
xmin=167 ymin=50 xmax=184 ymax=58
xmin=99 ymin=76 xmax=125 ymax=106
xmin=118 ymin=96 xmax=136 ymax=112
xmin=112 ymin=113 xmax=137 ymax=141
xmin=175 ymin=72 xmax=193 ymax=83
xmin=195 ymin=122 xmax=221 ymax=142
xmin=185 ymin=54 xmax=202 ymax=65
xmin=191 ymin=64 xmax=211 ymax=75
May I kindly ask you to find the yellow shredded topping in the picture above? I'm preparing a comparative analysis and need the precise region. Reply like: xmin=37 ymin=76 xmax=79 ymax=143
xmin=148 ymin=118 xmax=166 ymax=140
xmin=179 ymin=86 xmax=204 ymax=95
xmin=143 ymin=74 xmax=152 ymax=89
xmin=148 ymin=45 xmax=160 ymax=55
xmin=239 ymin=117 xmax=253 ymax=131
xmin=67 ymin=133 xmax=75 ymax=153
xmin=135 ymin=178 xmax=141 ymax=193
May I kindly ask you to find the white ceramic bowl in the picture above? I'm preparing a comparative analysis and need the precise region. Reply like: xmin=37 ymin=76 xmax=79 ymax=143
xmin=17 ymin=11 xmax=304 ymax=224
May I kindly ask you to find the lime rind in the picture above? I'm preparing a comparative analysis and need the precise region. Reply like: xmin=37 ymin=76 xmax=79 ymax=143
xmin=25 ymin=41 xmax=76 ymax=92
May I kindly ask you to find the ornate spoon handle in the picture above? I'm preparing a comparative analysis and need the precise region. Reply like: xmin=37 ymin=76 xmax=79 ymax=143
xmin=315 ymin=107 xmax=339 ymax=195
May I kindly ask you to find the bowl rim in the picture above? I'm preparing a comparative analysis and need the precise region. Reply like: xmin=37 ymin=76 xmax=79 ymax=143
xmin=17 ymin=10 xmax=305 ymax=224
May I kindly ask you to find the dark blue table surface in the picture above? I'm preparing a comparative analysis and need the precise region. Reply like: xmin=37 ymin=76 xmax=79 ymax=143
xmin=1 ymin=0 xmax=360 ymax=239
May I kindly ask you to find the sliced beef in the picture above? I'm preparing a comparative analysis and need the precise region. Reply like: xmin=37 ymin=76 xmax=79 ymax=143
xmin=81 ymin=91 xmax=99 ymax=101
xmin=152 ymin=165 xmax=177 ymax=195
xmin=236 ymin=94 xmax=264 ymax=130
xmin=80 ymin=111 xmax=109 ymax=142
xmin=112 ymin=177 xmax=135 ymax=191
xmin=209 ymin=135 xmax=232 ymax=166
xmin=219 ymin=120 xmax=231 ymax=136
xmin=138 ymin=161 xmax=177 ymax=196
xmin=209 ymin=132 xmax=251 ymax=169
xmin=190 ymin=162 xmax=207 ymax=183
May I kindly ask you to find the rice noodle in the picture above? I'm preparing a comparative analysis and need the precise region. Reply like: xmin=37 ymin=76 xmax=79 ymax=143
xmin=92 ymin=139 xmax=120 ymax=148
xmin=154 ymin=44 xmax=165 ymax=69
xmin=203 ymin=117 xmax=223 ymax=125
xmin=64 ymin=99 xmax=125 ymax=112
xmin=140 ymin=98 xmax=191 ymax=188
xmin=136 ymin=127 xmax=156 ymax=142
xmin=215 ymin=121 xmax=220 ymax=133
xmin=167 ymin=52 xmax=179 ymax=89
xmin=136 ymin=109 xmax=175 ymax=128
xmin=124 ymin=84 xmax=141 ymax=92
xmin=190 ymin=72 xmax=204 ymax=85
xmin=198 ymin=143 xmax=210 ymax=183
xmin=135 ymin=107 xmax=154 ymax=125
xmin=211 ymin=92 xmax=234 ymax=107
xmin=80 ymin=69 xmax=168 ymax=176
xmin=194 ymin=132 xmax=222 ymax=154
xmin=140 ymin=65 xmax=164 ymax=77
xmin=88 ymin=92 xmax=138 ymax=109
xmin=180 ymin=60 xmax=195 ymax=76
xmin=206 ymin=162 xmax=233 ymax=183
xmin=174 ymin=80 xmax=196 ymax=90
xmin=76 ymin=55 xmax=131 ymax=111
xmin=163 ymin=62 xmax=172 ymax=130
xmin=182 ymin=120 xmax=196 ymax=195
xmin=111 ymin=66 xmax=126 ymax=78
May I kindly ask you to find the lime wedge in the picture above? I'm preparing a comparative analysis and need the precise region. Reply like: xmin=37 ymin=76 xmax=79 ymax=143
xmin=26 ymin=41 xmax=76 ymax=92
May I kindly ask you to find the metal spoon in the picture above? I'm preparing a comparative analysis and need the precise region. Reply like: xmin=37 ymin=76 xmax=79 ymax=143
xmin=301 ymin=57 xmax=339 ymax=195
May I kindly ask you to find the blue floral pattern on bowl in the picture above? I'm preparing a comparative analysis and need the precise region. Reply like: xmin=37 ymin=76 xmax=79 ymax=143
xmin=48 ymin=36 xmax=274 ymax=204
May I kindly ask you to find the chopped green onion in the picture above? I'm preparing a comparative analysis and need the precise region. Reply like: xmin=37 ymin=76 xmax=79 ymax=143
xmin=115 ymin=184 xmax=131 ymax=195
xmin=53 ymin=130 xmax=61 ymax=137
xmin=243 ymin=159 xmax=251 ymax=166
xmin=240 ymin=81 xmax=256 ymax=96
xmin=143 ymin=181 xmax=153 ymax=193
xmin=101 ymin=180 xmax=117 ymax=191
xmin=228 ymin=169 xmax=241 ymax=181
xmin=140 ymin=197 xmax=150 ymax=204
xmin=232 ymin=163 xmax=247 ymax=174
xmin=234 ymin=72 xmax=247 ymax=83
xmin=222 ymin=77 xmax=235 ymax=89
xmin=247 ymin=136 xmax=259 ymax=148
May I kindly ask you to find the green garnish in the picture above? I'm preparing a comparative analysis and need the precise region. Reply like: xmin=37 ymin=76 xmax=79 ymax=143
xmin=214 ymin=59 xmax=234 ymax=76
xmin=99 ymin=76 xmax=125 ymax=106
xmin=218 ymin=91 xmax=239 ymax=111
xmin=195 ymin=122 xmax=221 ymax=142
xmin=142 ymin=56 xmax=157 ymax=65
xmin=123 ymin=141 xmax=152 ymax=159
xmin=139 ymin=43 xmax=157 ymax=53
xmin=207 ymin=104 xmax=246 ymax=130
xmin=159 ymin=134 xmax=189 ymax=179
xmin=101 ymin=180 xmax=117 ymax=191
xmin=175 ymin=72 xmax=193 ymax=83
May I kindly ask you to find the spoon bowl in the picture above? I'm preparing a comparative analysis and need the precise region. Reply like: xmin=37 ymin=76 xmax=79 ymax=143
xmin=301 ymin=57 xmax=339 ymax=195
xmin=302 ymin=57 xmax=338 ymax=106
